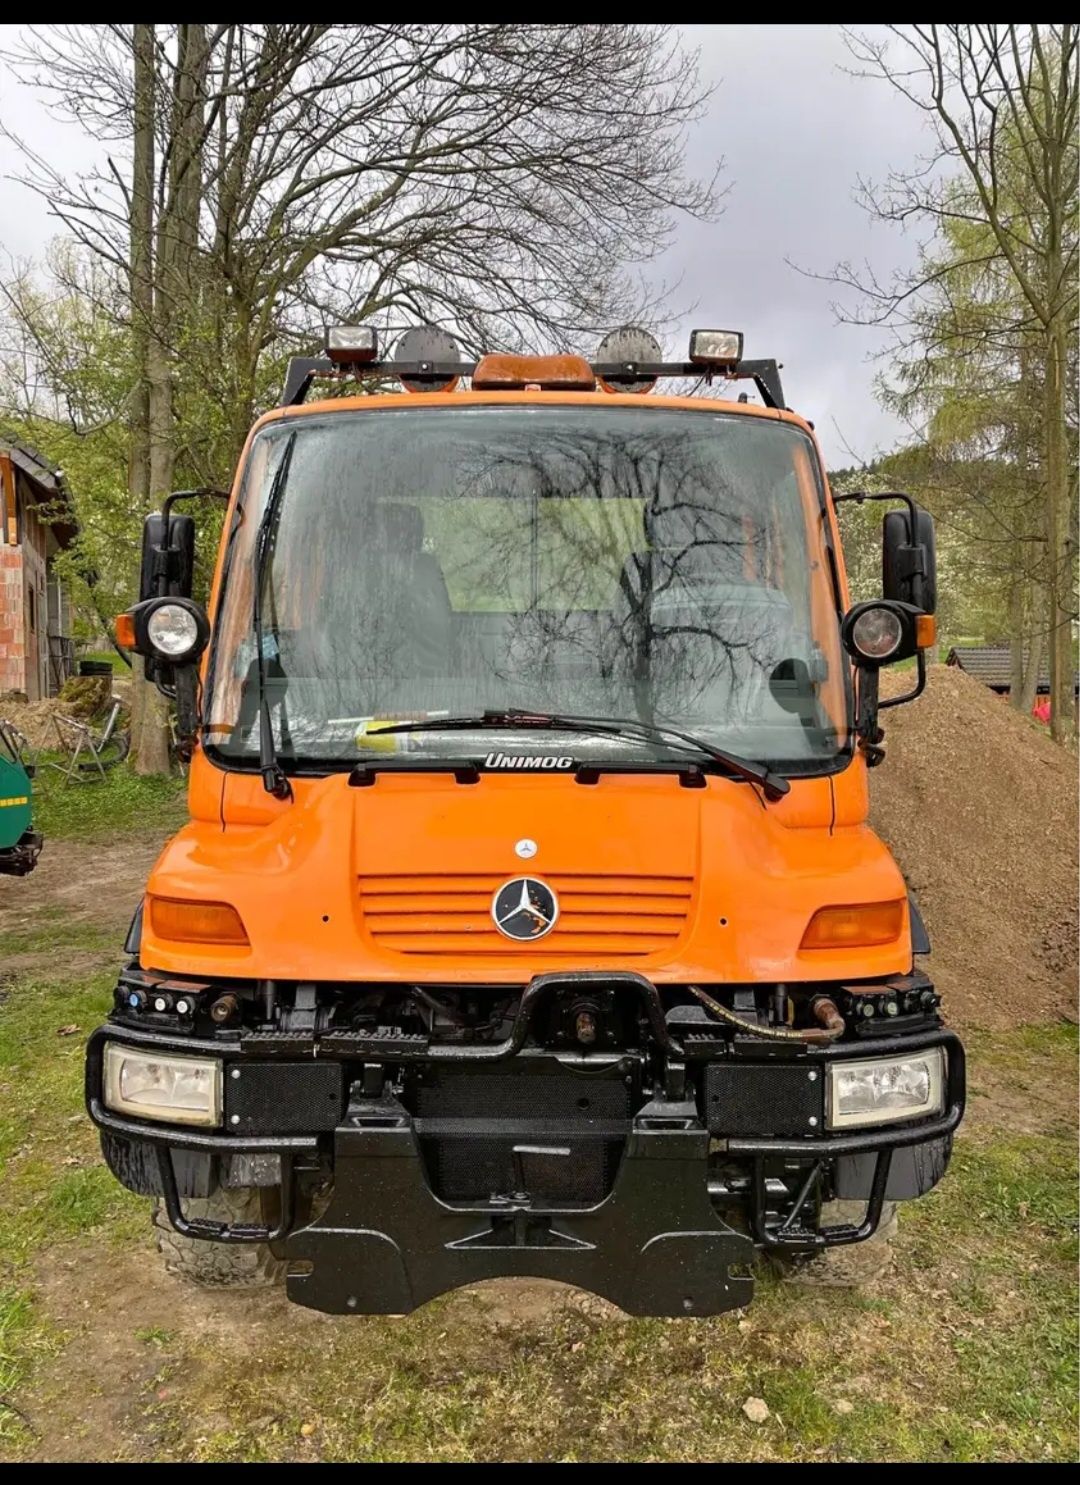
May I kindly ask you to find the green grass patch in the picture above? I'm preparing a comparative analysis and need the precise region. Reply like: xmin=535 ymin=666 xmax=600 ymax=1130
xmin=0 ymin=965 xmax=144 ymax=1446
xmin=78 ymin=651 xmax=130 ymax=675
xmin=0 ymin=905 xmax=121 ymax=961
xmin=33 ymin=765 xmax=187 ymax=843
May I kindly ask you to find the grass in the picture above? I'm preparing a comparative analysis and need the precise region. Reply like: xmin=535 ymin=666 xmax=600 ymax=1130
xmin=77 ymin=652 xmax=130 ymax=675
xmin=0 ymin=935 xmax=1075 ymax=1460
xmin=32 ymin=765 xmax=187 ymax=843
xmin=0 ymin=964 xmax=144 ymax=1443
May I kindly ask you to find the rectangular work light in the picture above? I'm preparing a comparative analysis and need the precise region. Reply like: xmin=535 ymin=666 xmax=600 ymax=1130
xmin=325 ymin=325 xmax=379 ymax=364
xmin=826 ymin=1047 xmax=945 ymax=1130
xmin=688 ymin=329 xmax=744 ymax=368
xmin=103 ymin=1043 xmax=223 ymax=1127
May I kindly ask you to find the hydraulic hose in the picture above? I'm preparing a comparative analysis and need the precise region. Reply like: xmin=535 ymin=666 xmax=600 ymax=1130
xmin=687 ymin=985 xmax=845 ymax=1046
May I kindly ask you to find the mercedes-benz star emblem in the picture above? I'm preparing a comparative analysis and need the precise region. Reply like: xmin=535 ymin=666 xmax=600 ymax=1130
xmin=491 ymin=877 xmax=559 ymax=941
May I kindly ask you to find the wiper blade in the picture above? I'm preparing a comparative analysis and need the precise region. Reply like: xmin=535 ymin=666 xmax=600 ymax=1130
xmin=252 ymin=432 xmax=296 ymax=799
xmin=370 ymin=709 xmax=790 ymax=802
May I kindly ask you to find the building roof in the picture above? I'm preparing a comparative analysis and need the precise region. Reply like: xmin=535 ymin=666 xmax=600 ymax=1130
xmin=0 ymin=435 xmax=77 ymax=549
xmin=945 ymin=644 xmax=1078 ymax=695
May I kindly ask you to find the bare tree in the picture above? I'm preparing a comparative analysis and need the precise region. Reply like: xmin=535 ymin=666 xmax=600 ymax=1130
xmin=4 ymin=24 xmax=719 ymax=465
xmin=825 ymin=25 xmax=1077 ymax=741
xmin=1 ymin=25 xmax=719 ymax=771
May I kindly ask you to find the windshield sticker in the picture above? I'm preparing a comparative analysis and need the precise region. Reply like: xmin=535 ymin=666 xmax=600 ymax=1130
xmin=484 ymin=752 xmax=573 ymax=771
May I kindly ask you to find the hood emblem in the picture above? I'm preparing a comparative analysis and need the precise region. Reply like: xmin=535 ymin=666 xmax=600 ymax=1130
xmin=491 ymin=877 xmax=559 ymax=941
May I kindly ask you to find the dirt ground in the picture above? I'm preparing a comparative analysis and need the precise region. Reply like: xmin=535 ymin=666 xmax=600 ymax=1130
xmin=0 ymin=836 xmax=162 ymax=945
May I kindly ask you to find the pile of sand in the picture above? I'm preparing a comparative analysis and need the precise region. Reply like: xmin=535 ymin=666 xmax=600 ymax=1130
xmin=870 ymin=665 xmax=1078 ymax=1030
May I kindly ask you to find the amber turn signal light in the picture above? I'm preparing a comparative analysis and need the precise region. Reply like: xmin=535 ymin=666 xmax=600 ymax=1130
xmin=115 ymin=613 xmax=136 ymax=649
xmin=148 ymin=896 xmax=250 ymax=946
xmin=916 ymin=613 xmax=937 ymax=649
xmin=801 ymin=900 xmax=905 ymax=950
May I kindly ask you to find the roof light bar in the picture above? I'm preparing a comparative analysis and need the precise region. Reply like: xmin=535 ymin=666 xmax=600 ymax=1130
xmin=281 ymin=326 xmax=785 ymax=408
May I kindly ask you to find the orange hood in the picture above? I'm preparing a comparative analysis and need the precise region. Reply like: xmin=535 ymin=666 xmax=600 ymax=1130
xmin=141 ymin=761 xmax=910 ymax=984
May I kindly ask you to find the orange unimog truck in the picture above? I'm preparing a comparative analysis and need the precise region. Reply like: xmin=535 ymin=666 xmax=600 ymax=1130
xmin=87 ymin=326 xmax=964 ymax=1315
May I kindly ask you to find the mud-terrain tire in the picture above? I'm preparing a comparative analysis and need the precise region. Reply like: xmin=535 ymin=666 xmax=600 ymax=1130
xmin=152 ymin=1188 xmax=285 ymax=1289
xmin=776 ymin=1200 xmax=898 ymax=1288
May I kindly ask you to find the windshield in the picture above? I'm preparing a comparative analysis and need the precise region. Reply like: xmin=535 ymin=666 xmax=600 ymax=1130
xmin=206 ymin=405 xmax=850 ymax=771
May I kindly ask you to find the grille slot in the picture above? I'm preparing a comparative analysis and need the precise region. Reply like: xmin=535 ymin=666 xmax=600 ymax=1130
xmin=359 ymin=871 xmax=693 ymax=957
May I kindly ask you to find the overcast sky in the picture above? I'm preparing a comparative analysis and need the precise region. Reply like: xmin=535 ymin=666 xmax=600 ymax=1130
xmin=0 ymin=23 xmax=928 ymax=467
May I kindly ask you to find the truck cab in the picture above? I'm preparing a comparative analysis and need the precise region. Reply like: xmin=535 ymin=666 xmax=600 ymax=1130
xmin=87 ymin=327 xmax=964 ymax=1316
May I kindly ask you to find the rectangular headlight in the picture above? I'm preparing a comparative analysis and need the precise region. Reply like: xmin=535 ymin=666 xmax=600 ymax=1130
xmin=103 ymin=1044 xmax=222 ymax=1128
xmin=688 ymin=328 xmax=744 ymax=367
xmin=325 ymin=325 xmax=378 ymax=364
xmin=826 ymin=1047 xmax=945 ymax=1130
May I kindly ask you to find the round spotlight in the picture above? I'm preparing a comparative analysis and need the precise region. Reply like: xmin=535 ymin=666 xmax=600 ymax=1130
xmin=850 ymin=605 xmax=903 ymax=662
xmin=594 ymin=326 xmax=662 ymax=394
xmin=147 ymin=603 xmax=201 ymax=660
xmin=393 ymin=325 xmax=461 ymax=393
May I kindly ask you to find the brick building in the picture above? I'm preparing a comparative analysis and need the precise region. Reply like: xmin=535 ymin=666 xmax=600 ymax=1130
xmin=0 ymin=438 xmax=77 ymax=700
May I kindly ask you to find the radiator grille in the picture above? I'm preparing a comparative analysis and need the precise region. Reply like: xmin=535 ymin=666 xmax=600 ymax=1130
xmin=359 ymin=871 xmax=693 ymax=957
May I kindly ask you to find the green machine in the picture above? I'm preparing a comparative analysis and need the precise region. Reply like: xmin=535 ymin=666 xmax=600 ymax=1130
xmin=0 ymin=743 xmax=41 ymax=876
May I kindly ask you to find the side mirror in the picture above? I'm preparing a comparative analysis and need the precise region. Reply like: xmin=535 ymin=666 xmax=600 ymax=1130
xmin=140 ymin=509 xmax=195 ymax=601
xmin=883 ymin=503 xmax=936 ymax=615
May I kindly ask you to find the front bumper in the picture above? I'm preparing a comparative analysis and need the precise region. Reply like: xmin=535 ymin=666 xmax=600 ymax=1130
xmin=86 ymin=1013 xmax=964 ymax=1317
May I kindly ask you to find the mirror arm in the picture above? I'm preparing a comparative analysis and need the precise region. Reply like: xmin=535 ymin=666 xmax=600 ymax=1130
xmin=832 ymin=489 xmax=918 ymax=522
xmin=160 ymin=487 xmax=230 ymax=521
xmin=879 ymin=649 xmax=927 ymax=711
xmin=854 ymin=665 xmax=885 ymax=768
xmin=173 ymin=664 xmax=200 ymax=740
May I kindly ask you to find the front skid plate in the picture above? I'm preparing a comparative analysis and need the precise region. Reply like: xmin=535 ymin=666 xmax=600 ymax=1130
xmin=286 ymin=1118 xmax=754 ymax=1317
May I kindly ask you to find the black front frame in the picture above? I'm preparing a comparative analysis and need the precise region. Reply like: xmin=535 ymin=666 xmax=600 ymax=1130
xmin=86 ymin=1015 xmax=963 ymax=1315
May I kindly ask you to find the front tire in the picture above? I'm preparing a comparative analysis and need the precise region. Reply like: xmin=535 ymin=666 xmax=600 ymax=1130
xmin=152 ymin=1187 xmax=285 ymax=1289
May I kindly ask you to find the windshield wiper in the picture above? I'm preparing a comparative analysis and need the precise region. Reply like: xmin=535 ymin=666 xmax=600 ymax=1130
xmin=252 ymin=431 xmax=296 ymax=799
xmin=369 ymin=709 xmax=790 ymax=802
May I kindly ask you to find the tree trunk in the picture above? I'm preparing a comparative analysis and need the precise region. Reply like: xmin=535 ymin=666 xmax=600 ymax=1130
xmin=1018 ymin=601 xmax=1045 ymax=716
xmin=1008 ymin=568 xmax=1026 ymax=709
xmin=136 ymin=24 xmax=208 ymax=776
xmin=128 ymin=25 xmax=154 ymax=512
xmin=1045 ymin=311 xmax=1074 ymax=744
xmin=129 ymin=23 xmax=156 ymax=769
